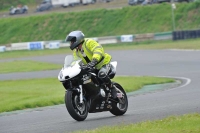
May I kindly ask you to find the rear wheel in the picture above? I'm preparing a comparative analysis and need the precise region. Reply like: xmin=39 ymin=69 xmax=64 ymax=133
xmin=65 ymin=91 xmax=88 ymax=121
xmin=110 ymin=82 xmax=128 ymax=116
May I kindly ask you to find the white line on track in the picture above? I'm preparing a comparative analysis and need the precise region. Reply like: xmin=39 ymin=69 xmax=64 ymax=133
xmin=169 ymin=49 xmax=200 ymax=52
xmin=118 ymin=75 xmax=191 ymax=89
xmin=156 ymin=76 xmax=191 ymax=89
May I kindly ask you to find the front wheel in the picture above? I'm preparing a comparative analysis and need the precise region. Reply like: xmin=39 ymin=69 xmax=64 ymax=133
xmin=65 ymin=91 xmax=88 ymax=121
xmin=110 ymin=82 xmax=128 ymax=116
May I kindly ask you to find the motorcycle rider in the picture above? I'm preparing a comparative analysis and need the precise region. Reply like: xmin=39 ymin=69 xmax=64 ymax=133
xmin=65 ymin=30 xmax=117 ymax=98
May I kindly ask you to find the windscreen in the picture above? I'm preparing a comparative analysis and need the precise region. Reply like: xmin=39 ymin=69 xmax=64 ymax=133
xmin=64 ymin=55 xmax=81 ymax=68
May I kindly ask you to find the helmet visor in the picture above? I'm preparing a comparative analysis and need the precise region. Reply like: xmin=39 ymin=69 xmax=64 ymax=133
xmin=65 ymin=36 xmax=76 ymax=42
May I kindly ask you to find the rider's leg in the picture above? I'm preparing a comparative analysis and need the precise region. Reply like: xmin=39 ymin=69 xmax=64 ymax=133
xmin=98 ymin=64 xmax=117 ymax=98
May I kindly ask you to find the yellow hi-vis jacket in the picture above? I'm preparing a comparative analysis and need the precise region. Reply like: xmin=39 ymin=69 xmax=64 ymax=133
xmin=73 ymin=39 xmax=112 ymax=70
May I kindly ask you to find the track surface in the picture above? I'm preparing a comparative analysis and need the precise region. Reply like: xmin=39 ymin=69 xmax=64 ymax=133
xmin=0 ymin=49 xmax=200 ymax=133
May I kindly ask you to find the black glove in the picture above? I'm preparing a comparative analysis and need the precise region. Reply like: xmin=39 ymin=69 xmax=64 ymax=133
xmin=81 ymin=59 xmax=98 ymax=71
xmin=88 ymin=59 xmax=98 ymax=67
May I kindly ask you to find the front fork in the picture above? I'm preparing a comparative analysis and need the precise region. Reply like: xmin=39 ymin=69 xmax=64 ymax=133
xmin=79 ymin=85 xmax=83 ymax=103
xmin=70 ymin=84 xmax=83 ymax=104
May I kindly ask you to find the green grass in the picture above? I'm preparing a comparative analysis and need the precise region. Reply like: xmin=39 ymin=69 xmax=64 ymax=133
xmin=113 ymin=76 xmax=174 ymax=92
xmin=0 ymin=78 xmax=64 ymax=113
xmin=1 ymin=38 xmax=200 ymax=59
xmin=74 ymin=113 xmax=200 ymax=133
xmin=0 ymin=60 xmax=61 ymax=73
xmin=103 ymin=38 xmax=200 ymax=50
xmin=0 ymin=47 xmax=72 ymax=59
xmin=0 ymin=48 xmax=73 ymax=59
xmin=0 ymin=76 xmax=174 ymax=113
xmin=0 ymin=2 xmax=200 ymax=45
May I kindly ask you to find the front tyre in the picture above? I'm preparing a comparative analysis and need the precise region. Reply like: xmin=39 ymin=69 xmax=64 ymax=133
xmin=110 ymin=82 xmax=128 ymax=116
xmin=65 ymin=91 xmax=88 ymax=121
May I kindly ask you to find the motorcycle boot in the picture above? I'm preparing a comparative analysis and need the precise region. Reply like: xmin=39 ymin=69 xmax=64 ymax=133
xmin=109 ymin=83 xmax=117 ymax=99
xmin=98 ymin=66 xmax=117 ymax=99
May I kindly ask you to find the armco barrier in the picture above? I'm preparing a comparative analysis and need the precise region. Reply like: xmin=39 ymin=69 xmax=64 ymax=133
xmin=11 ymin=42 xmax=28 ymax=50
xmin=0 ymin=46 xmax=6 ymax=52
xmin=44 ymin=41 xmax=61 ymax=49
xmin=48 ymin=42 xmax=60 ymax=49
xmin=154 ymin=32 xmax=172 ymax=40
xmin=86 ymin=37 xmax=98 ymax=42
xmin=98 ymin=36 xmax=118 ymax=45
xmin=59 ymin=43 xmax=70 ymax=47
xmin=116 ymin=36 xmax=121 ymax=42
xmin=135 ymin=33 xmax=154 ymax=42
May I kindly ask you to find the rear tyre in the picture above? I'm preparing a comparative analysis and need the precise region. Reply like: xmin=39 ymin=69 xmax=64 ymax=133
xmin=110 ymin=82 xmax=128 ymax=116
xmin=65 ymin=91 xmax=88 ymax=121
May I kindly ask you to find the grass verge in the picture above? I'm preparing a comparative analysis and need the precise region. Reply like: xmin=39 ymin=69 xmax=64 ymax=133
xmin=0 ymin=76 xmax=174 ymax=113
xmin=0 ymin=48 xmax=72 ymax=59
xmin=74 ymin=113 xmax=200 ymax=133
xmin=0 ymin=60 xmax=61 ymax=73
xmin=103 ymin=38 xmax=200 ymax=50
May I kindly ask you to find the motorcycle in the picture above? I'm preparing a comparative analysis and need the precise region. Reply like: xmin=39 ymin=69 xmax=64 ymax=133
xmin=58 ymin=55 xmax=128 ymax=121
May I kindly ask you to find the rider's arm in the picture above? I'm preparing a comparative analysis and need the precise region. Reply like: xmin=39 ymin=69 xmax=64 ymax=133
xmin=87 ymin=39 xmax=104 ymax=63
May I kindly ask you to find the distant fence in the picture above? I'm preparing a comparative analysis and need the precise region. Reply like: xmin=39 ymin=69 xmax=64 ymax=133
xmin=0 ymin=30 xmax=199 ymax=52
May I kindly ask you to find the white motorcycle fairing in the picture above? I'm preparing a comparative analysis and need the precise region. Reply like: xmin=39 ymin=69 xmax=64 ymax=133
xmin=110 ymin=61 xmax=117 ymax=72
xmin=58 ymin=61 xmax=81 ymax=82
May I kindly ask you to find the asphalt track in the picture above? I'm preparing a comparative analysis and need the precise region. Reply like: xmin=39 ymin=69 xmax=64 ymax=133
xmin=0 ymin=49 xmax=200 ymax=133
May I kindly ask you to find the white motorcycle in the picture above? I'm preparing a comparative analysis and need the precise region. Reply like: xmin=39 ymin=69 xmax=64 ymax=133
xmin=58 ymin=55 xmax=128 ymax=121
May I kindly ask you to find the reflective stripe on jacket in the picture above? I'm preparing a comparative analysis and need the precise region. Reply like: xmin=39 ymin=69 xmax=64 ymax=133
xmin=73 ymin=39 xmax=112 ymax=69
